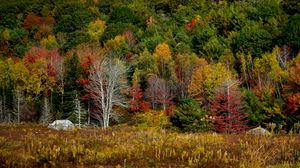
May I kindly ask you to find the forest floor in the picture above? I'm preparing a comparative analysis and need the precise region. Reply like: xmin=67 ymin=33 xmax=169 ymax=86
xmin=0 ymin=123 xmax=299 ymax=168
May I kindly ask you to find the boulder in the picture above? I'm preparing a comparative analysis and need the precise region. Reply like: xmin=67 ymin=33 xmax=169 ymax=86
xmin=48 ymin=120 xmax=75 ymax=130
xmin=247 ymin=126 xmax=271 ymax=135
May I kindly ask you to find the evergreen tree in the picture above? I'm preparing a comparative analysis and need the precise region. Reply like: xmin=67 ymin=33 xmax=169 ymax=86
xmin=62 ymin=54 xmax=83 ymax=121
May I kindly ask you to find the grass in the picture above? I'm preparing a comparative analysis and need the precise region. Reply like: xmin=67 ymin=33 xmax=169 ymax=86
xmin=0 ymin=123 xmax=299 ymax=168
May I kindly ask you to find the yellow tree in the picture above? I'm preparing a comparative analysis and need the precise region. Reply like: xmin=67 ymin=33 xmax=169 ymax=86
xmin=9 ymin=59 xmax=30 ymax=122
xmin=153 ymin=43 xmax=174 ymax=80
xmin=189 ymin=61 xmax=234 ymax=104
xmin=175 ymin=54 xmax=207 ymax=100
xmin=87 ymin=19 xmax=106 ymax=41
xmin=253 ymin=47 xmax=288 ymax=97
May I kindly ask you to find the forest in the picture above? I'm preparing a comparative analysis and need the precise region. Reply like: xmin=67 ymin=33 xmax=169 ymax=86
xmin=0 ymin=0 xmax=300 ymax=133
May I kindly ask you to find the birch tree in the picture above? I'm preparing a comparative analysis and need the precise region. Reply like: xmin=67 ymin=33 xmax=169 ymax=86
xmin=85 ymin=57 xmax=128 ymax=128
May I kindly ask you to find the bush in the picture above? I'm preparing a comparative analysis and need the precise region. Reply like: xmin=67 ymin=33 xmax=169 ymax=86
xmin=170 ymin=99 xmax=209 ymax=132
xmin=130 ymin=110 xmax=171 ymax=129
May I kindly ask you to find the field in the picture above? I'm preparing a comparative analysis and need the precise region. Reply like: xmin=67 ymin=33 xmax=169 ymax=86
xmin=0 ymin=124 xmax=299 ymax=168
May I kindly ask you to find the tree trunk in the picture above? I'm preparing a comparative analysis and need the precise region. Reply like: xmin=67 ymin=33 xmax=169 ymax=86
xmin=17 ymin=90 xmax=20 ymax=123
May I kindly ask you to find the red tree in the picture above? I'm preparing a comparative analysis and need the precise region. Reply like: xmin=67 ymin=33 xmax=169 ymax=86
xmin=129 ymin=81 xmax=143 ymax=112
xmin=284 ymin=60 xmax=300 ymax=117
xmin=209 ymin=80 xmax=248 ymax=133
xmin=185 ymin=18 xmax=197 ymax=30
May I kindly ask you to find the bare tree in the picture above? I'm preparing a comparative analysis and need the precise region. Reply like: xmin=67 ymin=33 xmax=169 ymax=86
xmin=85 ymin=58 xmax=128 ymax=128
xmin=146 ymin=75 xmax=174 ymax=110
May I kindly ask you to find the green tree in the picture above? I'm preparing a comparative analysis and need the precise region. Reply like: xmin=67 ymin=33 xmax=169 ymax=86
xmin=283 ymin=14 xmax=300 ymax=52
xmin=231 ymin=23 xmax=273 ymax=57
xmin=170 ymin=99 xmax=209 ymax=132
xmin=62 ymin=54 xmax=83 ymax=121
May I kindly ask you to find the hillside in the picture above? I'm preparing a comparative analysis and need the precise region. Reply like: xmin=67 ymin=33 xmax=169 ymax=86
xmin=0 ymin=0 xmax=300 ymax=133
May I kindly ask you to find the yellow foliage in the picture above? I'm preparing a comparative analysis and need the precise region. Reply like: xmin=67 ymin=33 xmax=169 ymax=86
xmin=105 ymin=35 xmax=126 ymax=49
xmin=87 ymin=19 xmax=106 ymax=41
xmin=2 ymin=28 xmax=10 ymax=41
xmin=40 ymin=35 xmax=58 ymax=49
xmin=253 ymin=46 xmax=288 ymax=95
xmin=189 ymin=62 xmax=234 ymax=103
xmin=154 ymin=43 xmax=172 ymax=60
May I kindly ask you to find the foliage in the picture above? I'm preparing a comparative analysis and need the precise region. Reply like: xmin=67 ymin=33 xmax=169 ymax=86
xmin=283 ymin=14 xmax=300 ymax=51
xmin=231 ymin=23 xmax=273 ymax=57
xmin=87 ymin=19 xmax=106 ymax=41
xmin=242 ymin=89 xmax=266 ymax=127
xmin=131 ymin=110 xmax=171 ymax=129
xmin=0 ymin=0 xmax=300 ymax=129
xmin=209 ymin=81 xmax=248 ymax=133
xmin=170 ymin=99 xmax=209 ymax=132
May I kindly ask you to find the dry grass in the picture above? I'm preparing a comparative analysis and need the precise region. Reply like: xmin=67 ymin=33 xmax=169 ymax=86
xmin=0 ymin=123 xmax=299 ymax=168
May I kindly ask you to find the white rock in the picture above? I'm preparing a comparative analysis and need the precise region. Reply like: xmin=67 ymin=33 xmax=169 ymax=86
xmin=247 ymin=126 xmax=271 ymax=135
xmin=48 ymin=120 xmax=75 ymax=131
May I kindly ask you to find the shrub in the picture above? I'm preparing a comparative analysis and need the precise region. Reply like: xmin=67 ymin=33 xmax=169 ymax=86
xmin=131 ymin=110 xmax=171 ymax=129
xmin=170 ymin=99 xmax=209 ymax=132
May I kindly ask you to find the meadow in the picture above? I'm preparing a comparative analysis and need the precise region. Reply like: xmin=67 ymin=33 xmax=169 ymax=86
xmin=0 ymin=124 xmax=299 ymax=168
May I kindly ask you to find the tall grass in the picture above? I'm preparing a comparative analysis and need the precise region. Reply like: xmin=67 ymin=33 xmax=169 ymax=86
xmin=0 ymin=124 xmax=299 ymax=167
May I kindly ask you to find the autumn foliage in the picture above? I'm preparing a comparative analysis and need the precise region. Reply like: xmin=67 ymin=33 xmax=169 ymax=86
xmin=209 ymin=81 xmax=248 ymax=133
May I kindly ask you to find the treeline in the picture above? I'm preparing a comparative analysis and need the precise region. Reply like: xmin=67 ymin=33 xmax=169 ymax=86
xmin=0 ymin=0 xmax=299 ymax=133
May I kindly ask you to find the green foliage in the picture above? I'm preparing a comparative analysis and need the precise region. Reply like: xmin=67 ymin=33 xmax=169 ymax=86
xmin=283 ymin=14 xmax=300 ymax=51
xmin=281 ymin=0 xmax=300 ymax=15
xmin=62 ymin=31 xmax=90 ymax=52
xmin=231 ymin=23 xmax=273 ymax=57
xmin=192 ymin=24 xmax=217 ymax=54
xmin=247 ymin=0 xmax=281 ymax=23
xmin=242 ymin=89 xmax=266 ymax=126
xmin=63 ymin=54 xmax=83 ymax=120
xmin=170 ymin=99 xmax=209 ymax=132
xmin=109 ymin=7 xmax=141 ymax=25
xmin=101 ymin=22 xmax=137 ymax=43
xmin=0 ymin=0 xmax=299 ymax=129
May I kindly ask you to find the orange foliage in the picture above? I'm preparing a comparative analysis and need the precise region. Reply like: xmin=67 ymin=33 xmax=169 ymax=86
xmin=23 ymin=13 xmax=55 ymax=30
xmin=154 ymin=43 xmax=172 ymax=59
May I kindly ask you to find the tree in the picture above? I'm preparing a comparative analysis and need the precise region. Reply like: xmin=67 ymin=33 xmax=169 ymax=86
xmin=146 ymin=75 xmax=174 ymax=111
xmin=209 ymin=80 xmax=248 ymax=133
xmin=253 ymin=47 xmax=288 ymax=98
xmin=285 ymin=59 xmax=300 ymax=119
xmin=283 ymin=14 xmax=300 ymax=52
xmin=62 ymin=53 xmax=83 ymax=121
xmin=153 ymin=43 xmax=175 ymax=80
xmin=87 ymin=19 xmax=106 ymax=41
xmin=174 ymin=53 xmax=203 ymax=100
xmin=242 ymin=89 xmax=266 ymax=126
xmin=85 ymin=57 xmax=128 ymax=128
xmin=189 ymin=62 xmax=234 ymax=104
xmin=128 ymin=70 xmax=150 ymax=112
xmin=231 ymin=23 xmax=273 ymax=57
xmin=170 ymin=98 xmax=209 ymax=132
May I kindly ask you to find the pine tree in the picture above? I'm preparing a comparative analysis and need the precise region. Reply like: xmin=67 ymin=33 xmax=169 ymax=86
xmin=62 ymin=54 xmax=83 ymax=121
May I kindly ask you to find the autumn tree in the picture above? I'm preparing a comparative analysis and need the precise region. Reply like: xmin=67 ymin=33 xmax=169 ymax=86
xmin=129 ymin=70 xmax=150 ymax=112
xmin=189 ymin=61 xmax=234 ymax=104
xmin=285 ymin=58 xmax=300 ymax=119
xmin=153 ymin=43 xmax=175 ymax=80
xmin=146 ymin=75 xmax=174 ymax=111
xmin=253 ymin=47 xmax=288 ymax=98
xmin=87 ymin=19 xmax=106 ymax=41
xmin=209 ymin=80 xmax=248 ymax=133
xmin=175 ymin=53 xmax=207 ymax=100
xmin=85 ymin=57 xmax=128 ymax=128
